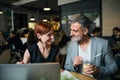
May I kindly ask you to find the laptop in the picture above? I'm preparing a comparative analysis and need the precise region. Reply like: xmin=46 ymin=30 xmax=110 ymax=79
xmin=0 ymin=63 xmax=60 ymax=80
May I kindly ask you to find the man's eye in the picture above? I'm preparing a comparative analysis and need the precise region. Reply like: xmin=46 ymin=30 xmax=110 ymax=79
xmin=73 ymin=30 xmax=78 ymax=32
xmin=71 ymin=29 xmax=78 ymax=32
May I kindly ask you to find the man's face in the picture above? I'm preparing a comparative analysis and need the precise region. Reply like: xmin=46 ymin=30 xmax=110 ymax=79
xmin=70 ymin=22 xmax=84 ymax=41
xmin=113 ymin=30 xmax=119 ymax=36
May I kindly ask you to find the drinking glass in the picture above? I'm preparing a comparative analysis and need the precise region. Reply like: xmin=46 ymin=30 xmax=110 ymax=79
xmin=82 ymin=61 xmax=93 ymax=77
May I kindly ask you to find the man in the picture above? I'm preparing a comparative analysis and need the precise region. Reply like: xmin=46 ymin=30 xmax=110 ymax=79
xmin=64 ymin=14 xmax=118 ymax=80
xmin=109 ymin=27 xmax=120 ymax=46
xmin=7 ymin=30 xmax=23 ymax=62
xmin=7 ymin=30 xmax=23 ymax=51
xmin=92 ymin=27 xmax=102 ymax=37
xmin=0 ymin=30 xmax=6 ymax=46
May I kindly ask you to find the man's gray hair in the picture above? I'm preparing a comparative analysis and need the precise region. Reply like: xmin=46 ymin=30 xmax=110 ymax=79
xmin=71 ymin=14 xmax=92 ymax=29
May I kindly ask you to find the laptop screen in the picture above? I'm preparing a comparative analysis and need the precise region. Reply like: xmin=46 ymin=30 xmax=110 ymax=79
xmin=0 ymin=63 xmax=60 ymax=80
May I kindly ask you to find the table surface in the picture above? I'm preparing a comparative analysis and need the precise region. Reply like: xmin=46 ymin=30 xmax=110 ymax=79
xmin=70 ymin=72 xmax=97 ymax=80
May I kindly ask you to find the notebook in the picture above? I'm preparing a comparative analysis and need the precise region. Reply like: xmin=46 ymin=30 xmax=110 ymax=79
xmin=0 ymin=63 xmax=60 ymax=80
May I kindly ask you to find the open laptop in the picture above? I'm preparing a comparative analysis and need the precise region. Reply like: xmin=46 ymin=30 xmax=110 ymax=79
xmin=0 ymin=63 xmax=60 ymax=80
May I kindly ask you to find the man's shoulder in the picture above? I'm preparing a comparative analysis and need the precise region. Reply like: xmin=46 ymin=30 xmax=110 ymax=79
xmin=91 ymin=37 xmax=108 ymax=44
xmin=67 ymin=41 xmax=78 ymax=45
xmin=92 ymin=37 xmax=108 ymax=41
xmin=66 ymin=41 xmax=78 ymax=48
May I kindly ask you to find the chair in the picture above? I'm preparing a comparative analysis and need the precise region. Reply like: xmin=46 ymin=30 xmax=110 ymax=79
xmin=0 ymin=49 xmax=11 ymax=64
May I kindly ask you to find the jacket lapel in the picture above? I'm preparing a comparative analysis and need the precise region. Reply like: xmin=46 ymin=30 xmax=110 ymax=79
xmin=71 ymin=41 xmax=79 ymax=59
xmin=91 ymin=38 xmax=97 ymax=64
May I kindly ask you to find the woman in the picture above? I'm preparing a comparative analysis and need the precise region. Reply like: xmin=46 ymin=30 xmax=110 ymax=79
xmin=17 ymin=21 xmax=59 ymax=64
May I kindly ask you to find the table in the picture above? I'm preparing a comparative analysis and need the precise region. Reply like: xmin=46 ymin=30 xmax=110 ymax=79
xmin=70 ymin=72 xmax=97 ymax=80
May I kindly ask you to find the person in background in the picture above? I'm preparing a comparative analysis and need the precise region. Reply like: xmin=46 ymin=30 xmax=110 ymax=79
xmin=17 ymin=21 xmax=59 ymax=64
xmin=58 ymin=30 xmax=70 ymax=69
xmin=7 ymin=30 xmax=23 ymax=61
xmin=7 ymin=30 xmax=23 ymax=51
xmin=109 ymin=27 xmax=120 ymax=74
xmin=0 ymin=30 xmax=8 ymax=53
xmin=0 ymin=30 xmax=7 ymax=46
xmin=58 ymin=30 xmax=70 ymax=49
xmin=27 ymin=29 xmax=38 ymax=46
xmin=64 ymin=14 xmax=118 ymax=80
xmin=91 ymin=27 xmax=102 ymax=37
xmin=3 ymin=28 xmax=10 ymax=40
xmin=109 ymin=27 xmax=120 ymax=47
xmin=20 ymin=29 xmax=38 ymax=58
xmin=53 ymin=30 xmax=61 ymax=46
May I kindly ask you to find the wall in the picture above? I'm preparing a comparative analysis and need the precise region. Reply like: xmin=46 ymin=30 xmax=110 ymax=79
xmin=60 ymin=0 xmax=100 ymax=36
xmin=102 ymin=0 xmax=120 ymax=36
xmin=61 ymin=0 xmax=100 ymax=15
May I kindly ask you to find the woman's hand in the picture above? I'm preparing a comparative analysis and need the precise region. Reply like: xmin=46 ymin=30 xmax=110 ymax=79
xmin=16 ymin=61 xmax=24 ymax=64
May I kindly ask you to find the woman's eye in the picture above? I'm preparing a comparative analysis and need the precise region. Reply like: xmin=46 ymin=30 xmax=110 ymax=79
xmin=47 ymin=33 xmax=51 ymax=36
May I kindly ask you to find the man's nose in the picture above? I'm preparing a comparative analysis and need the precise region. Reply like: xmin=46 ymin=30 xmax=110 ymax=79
xmin=70 ymin=31 xmax=73 ymax=36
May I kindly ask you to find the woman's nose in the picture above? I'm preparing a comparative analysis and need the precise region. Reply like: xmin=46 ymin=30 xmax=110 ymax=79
xmin=51 ymin=34 xmax=54 ymax=39
xmin=51 ymin=35 xmax=54 ymax=42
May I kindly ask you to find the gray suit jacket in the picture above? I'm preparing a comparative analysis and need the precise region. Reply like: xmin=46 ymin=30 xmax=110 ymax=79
xmin=64 ymin=37 xmax=118 ymax=80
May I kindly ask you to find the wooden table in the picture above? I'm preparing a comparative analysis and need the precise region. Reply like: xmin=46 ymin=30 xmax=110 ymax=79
xmin=70 ymin=72 xmax=97 ymax=80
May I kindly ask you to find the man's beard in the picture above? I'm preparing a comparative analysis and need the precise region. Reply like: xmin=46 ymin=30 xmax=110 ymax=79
xmin=71 ymin=34 xmax=83 ymax=42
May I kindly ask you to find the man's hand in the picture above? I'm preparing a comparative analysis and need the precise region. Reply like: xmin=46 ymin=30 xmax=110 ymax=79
xmin=83 ymin=64 xmax=99 ymax=75
xmin=73 ymin=56 xmax=83 ymax=67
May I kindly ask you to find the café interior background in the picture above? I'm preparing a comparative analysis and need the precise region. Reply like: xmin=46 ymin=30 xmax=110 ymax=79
xmin=0 ymin=0 xmax=120 ymax=37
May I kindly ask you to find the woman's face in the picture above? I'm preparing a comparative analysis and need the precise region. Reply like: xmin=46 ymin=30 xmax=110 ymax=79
xmin=37 ymin=29 xmax=54 ymax=44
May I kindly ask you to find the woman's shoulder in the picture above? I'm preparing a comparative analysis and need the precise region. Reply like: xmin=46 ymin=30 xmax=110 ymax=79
xmin=28 ymin=43 xmax=37 ymax=51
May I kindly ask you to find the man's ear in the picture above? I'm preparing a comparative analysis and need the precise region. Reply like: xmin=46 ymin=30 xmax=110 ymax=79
xmin=36 ymin=33 xmax=41 ymax=39
xmin=83 ymin=28 xmax=89 ymax=35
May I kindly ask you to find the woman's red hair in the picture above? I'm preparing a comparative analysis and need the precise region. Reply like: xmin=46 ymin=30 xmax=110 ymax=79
xmin=34 ymin=21 xmax=53 ymax=37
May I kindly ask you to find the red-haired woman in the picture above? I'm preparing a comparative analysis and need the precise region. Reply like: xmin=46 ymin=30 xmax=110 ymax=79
xmin=17 ymin=21 xmax=59 ymax=64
